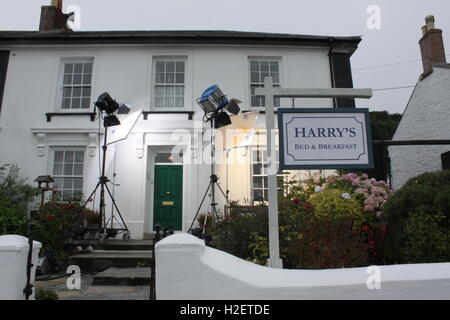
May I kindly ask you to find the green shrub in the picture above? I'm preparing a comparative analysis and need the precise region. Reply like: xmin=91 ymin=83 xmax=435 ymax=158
xmin=0 ymin=165 xmax=36 ymax=235
xmin=35 ymin=289 xmax=59 ymax=300
xmin=309 ymin=189 xmax=363 ymax=221
xmin=291 ymin=217 xmax=368 ymax=269
xmin=208 ymin=184 xmax=370 ymax=269
xmin=383 ymin=171 xmax=450 ymax=263
xmin=208 ymin=204 xmax=268 ymax=262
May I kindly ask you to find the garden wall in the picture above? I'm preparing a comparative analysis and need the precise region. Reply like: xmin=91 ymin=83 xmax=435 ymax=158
xmin=155 ymin=233 xmax=450 ymax=300
xmin=0 ymin=235 xmax=41 ymax=300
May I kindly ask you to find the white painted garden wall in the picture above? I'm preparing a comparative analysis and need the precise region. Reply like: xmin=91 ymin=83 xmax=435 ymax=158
xmin=155 ymin=233 xmax=450 ymax=300
xmin=0 ymin=235 xmax=41 ymax=300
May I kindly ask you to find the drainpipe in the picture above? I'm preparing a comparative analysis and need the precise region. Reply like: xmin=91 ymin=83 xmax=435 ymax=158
xmin=328 ymin=38 xmax=337 ymax=108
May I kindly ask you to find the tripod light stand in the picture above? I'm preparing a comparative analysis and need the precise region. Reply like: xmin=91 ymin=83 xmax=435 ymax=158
xmin=83 ymin=92 xmax=142 ymax=241
xmin=189 ymin=85 xmax=241 ymax=234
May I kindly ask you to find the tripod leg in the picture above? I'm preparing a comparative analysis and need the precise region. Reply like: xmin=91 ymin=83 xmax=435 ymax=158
xmin=215 ymin=182 xmax=230 ymax=205
xmin=81 ymin=182 xmax=101 ymax=229
xmin=188 ymin=181 xmax=212 ymax=232
xmin=104 ymin=183 xmax=129 ymax=230
xmin=83 ymin=182 xmax=101 ymax=207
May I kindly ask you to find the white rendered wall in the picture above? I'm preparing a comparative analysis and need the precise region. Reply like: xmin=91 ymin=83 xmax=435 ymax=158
xmin=0 ymin=235 xmax=42 ymax=300
xmin=0 ymin=44 xmax=333 ymax=238
xmin=390 ymin=67 xmax=450 ymax=190
xmin=155 ymin=233 xmax=450 ymax=300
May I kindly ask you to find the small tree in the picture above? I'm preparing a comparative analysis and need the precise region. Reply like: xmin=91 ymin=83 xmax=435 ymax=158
xmin=0 ymin=164 xmax=36 ymax=235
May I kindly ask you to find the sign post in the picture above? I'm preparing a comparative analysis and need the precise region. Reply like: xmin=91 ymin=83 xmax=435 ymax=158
xmin=255 ymin=77 xmax=372 ymax=269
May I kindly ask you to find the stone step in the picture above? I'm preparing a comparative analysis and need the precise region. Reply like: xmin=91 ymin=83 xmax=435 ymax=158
xmin=70 ymin=239 xmax=153 ymax=251
xmin=69 ymin=250 xmax=153 ymax=271
xmin=93 ymin=267 xmax=151 ymax=286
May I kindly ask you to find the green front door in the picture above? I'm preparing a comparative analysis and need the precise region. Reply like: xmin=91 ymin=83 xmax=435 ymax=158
xmin=153 ymin=165 xmax=183 ymax=231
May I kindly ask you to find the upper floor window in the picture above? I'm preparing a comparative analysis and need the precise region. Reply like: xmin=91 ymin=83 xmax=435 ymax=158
xmin=153 ymin=57 xmax=186 ymax=109
xmin=249 ymin=57 xmax=281 ymax=108
xmin=60 ymin=58 xmax=94 ymax=110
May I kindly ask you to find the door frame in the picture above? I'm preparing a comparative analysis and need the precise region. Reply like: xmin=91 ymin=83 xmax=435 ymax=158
xmin=152 ymin=164 xmax=183 ymax=231
xmin=144 ymin=146 xmax=187 ymax=234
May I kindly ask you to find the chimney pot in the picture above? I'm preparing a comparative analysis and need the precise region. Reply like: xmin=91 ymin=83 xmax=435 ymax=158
xmin=51 ymin=0 xmax=63 ymax=10
xmin=425 ymin=15 xmax=435 ymax=30
xmin=419 ymin=15 xmax=446 ymax=76
xmin=422 ymin=25 xmax=428 ymax=36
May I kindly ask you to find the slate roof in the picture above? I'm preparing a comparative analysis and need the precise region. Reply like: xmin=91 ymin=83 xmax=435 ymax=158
xmin=0 ymin=30 xmax=361 ymax=54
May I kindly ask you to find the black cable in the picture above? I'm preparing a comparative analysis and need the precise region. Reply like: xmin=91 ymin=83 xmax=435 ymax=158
xmin=373 ymin=85 xmax=416 ymax=92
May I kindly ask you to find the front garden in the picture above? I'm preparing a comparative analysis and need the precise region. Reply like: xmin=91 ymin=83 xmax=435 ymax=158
xmin=0 ymin=164 xmax=99 ymax=271
xmin=1 ymin=162 xmax=449 ymax=271
xmin=203 ymin=171 xmax=450 ymax=269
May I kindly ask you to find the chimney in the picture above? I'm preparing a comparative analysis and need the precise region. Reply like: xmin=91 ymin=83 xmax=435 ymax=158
xmin=419 ymin=15 xmax=446 ymax=76
xmin=39 ymin=0 xmax=72 ymax=32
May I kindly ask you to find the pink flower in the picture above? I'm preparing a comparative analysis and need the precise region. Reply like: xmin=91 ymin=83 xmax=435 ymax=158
xmin=362 ymin=173 xmax=369 ymax=179
xmin=364 ymin=205 xmax=374 ymax=212
xmin=325 ymin=177 xmax=336 ymax=184
xmin=292 ymin=198 xmax=301 ymax=204
xmin=376 ymin=211 xmax=382 ymax=218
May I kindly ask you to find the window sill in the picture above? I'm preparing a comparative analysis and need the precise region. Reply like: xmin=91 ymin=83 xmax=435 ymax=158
xmin=142 ymin=111 xmax=194 ymax=120
xmin=46 ymin=112 xmax=97 ymax=122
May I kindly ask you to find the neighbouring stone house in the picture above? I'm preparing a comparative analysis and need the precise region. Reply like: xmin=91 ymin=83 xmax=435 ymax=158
xmin=390 ymin=16 xmax=450 ymax=189
xmin=0 ymin=0 xmax=361 ymax=239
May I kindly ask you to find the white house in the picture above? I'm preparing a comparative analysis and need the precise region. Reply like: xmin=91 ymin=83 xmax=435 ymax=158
xmin=0 ymin=1 xmax=361 ymax=239
xmin=390 ymin=16 xmax=450 ymax=190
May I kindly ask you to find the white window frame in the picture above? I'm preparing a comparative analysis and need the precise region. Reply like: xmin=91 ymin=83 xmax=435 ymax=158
xmin=49 ymin=147 xmax=86 ymax=201
xmin=57 ymin=57 xmax=95 ymax=112
xmin=151 ymin=56 xmax=188 ymax=111
xmin=248 ymin=56 xmax=282 ymax=108
xmin=250 ymin=145 xmax=286 ymax=204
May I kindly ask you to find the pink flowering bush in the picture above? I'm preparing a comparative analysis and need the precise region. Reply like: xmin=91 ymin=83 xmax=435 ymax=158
xmin=311 ymin=172 xmax=394 ymax=263
xmin=322 ymin=172 xmax=394 ymax=225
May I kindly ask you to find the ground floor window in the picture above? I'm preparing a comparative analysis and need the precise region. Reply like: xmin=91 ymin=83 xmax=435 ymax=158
xmin=251 ymin=148 xmax=286 ymax=203
xmin=51 ymin=149 xmax=85 ymax=201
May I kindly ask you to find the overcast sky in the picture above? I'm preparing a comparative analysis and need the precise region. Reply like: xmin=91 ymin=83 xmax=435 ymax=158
xmin=1 ymin=0 xmax=450 ymax=114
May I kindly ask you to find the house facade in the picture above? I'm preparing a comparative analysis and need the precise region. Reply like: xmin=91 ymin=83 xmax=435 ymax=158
xmin=0 ymin=2 xmax=360 ymax=239
xmin=390 ymin=16 xmax=450 ymax=189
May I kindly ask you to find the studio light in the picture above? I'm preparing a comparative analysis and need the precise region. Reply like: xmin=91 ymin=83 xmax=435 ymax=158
xmin=226 ymin=98 xmax=241 ymax=115
xmin=196 ymin=85 xmax=242 ymax=129
xmin=81 ymin=92 xmax=143 ymax=242
xmin=95 ymin=92 xmax=120 ymax=115
xmin=189 ymin=85 xmax=243 ymax=235
xmin=95 ymin=92 xmax=132 ymax=128
xmin=214 ymin=111 xmax=232 ymax=129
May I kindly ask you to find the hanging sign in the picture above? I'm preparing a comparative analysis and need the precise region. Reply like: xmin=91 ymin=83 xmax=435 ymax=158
xmin=278 ymin=108 xmax=373 ymax=170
